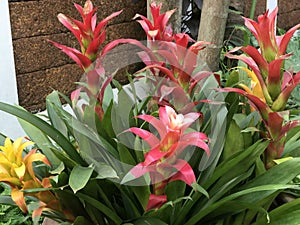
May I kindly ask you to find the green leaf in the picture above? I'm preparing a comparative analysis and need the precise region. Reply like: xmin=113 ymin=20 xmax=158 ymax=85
xmin=238 ymin=157 xmax=300 ymax=203
xmin=93 ymin=163 xmax=118 ymax=179
xmin=46 ymin=91 xmax=68 ymax=138
xmin=102 ymin=84 xmax=114 ymax=111
xmin=241 ymin=127 xmax=260 ymax=133
xmin=173 ymin=141 xmax=268 ymax=225
xmin=51 ymin=148 xmax=77 ymax=169
xmin=133 ymin=217 xmax=168 ymax=225
xmin=0 ymin=195 xmax=15 ymax=205
xmin=73 ymin=216 xmax=94 ymax=225
xmin=255 ymin=210 xmax=300 ymax=225
xmin=50 ymin=162 xmax=65 ymax=174
xmin=18 ymin=118 xmax=61 ymax=168
xmin=69 ymin=165 xmax=94 ymax=193
xmin=0 ymin=133 xmax=6 ymax=145
xmin=191 ymin=183 xmax=209 ymax=199
xmin=253 ymin=197 xmax=300 ymax=225
xmin=185 ymin=184 xmax=299 ymax=225
xmin=51 ymin=103 xmax=119 ymax=159
xmin=0 ymin=102 xmax=86 ymax=166
xmin=225 ymin=70 xmax=240 ymax=87
xmin=206 ymin=140 xmax=268 ymax=189
xmin=130 ymin=185 xmax=150 ymax=210
xmin=76 ymin=192 xmax=122 ymax=225
xmin=118 ymin=143 xmax=136 ymax=165
xmin=223 ymin=120 xmax=244 ymax=159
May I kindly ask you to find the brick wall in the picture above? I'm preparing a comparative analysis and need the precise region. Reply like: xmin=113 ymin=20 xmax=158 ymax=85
xmin=9 ymin=0 xmax=146 ymax=112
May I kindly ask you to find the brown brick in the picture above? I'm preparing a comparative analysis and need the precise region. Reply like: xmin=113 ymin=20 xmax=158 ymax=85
xmin=13 ymin=33 xmax=78 ymax=74
xmin=9 ymin=0 xmax=146 ymax=39
xmin=17 ymin=64 xmax=82 ymax=112
xmin=107 ymin=21 xmax=146 ymax=42
xmin=278 ymin=1 xmax=300 ymax=14
xmin=278 ymin=10 xmax=300 ymax=30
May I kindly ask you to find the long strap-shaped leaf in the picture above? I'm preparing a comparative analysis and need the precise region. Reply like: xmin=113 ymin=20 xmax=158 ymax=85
xmin=76 ymin=192 xmax=122 ymax=225
xmin=0 ymin=102 xmax=86 ymax=166
xmin=184 ymin=184 xmax=300 ymax=225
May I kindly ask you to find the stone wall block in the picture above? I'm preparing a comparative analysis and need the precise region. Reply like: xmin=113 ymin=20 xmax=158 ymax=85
xmin=278 ymin=10 xmax=300 ymax=30
xmin=9 ymin=0 xmax=146 ymax=39
xmin=13 ymin=33 xmax=78 ymax=74
xmin=17 ymin=64 xmax=82 ymax=112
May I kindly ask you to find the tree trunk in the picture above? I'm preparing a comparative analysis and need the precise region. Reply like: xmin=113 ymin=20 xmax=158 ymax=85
xmin=147 ymin=0 xmax=182 ymax=34
xmin=197 ymin=0 xmax=230 ymax=71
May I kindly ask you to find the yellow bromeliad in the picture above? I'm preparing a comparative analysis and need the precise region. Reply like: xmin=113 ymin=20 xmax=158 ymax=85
xmin=0 ymin=137 xmax=50 ymax=213
xmin=238 ymin=67 xmax=266 ymax=103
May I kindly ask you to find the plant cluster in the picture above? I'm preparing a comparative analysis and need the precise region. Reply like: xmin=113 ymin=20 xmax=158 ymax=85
xmin=0 ymin=1 xmax=300 ymax=225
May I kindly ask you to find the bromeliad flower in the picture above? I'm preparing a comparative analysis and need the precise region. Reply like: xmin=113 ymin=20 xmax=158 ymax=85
xmin=223 ymin=8 xmax=300 ymax=167
xmin=226 ymin=7 xmax=300 ymax=109
xmin=0 ymin=137 xmax=49 ymax=212
xmin=243 ymin=7 xmax=300 ymax=62
xmin=123 ymin=106 xmax=209 ymax=211
xmin=49 ymin=0 xmax=122 ymax=71
xmin=0 ymin=137 xmax=74 ymax=221
xmin=136 ymin=33 xmax=211 ymax=94
xmin=237 ymin=67 xmax=265 ymax=103
xmin=133 ymin=1 xmax=175 ymax=42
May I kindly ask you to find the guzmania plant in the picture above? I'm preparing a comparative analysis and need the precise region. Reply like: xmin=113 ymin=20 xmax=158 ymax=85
xmin=0 ymin=1 xmax=300 ymax=225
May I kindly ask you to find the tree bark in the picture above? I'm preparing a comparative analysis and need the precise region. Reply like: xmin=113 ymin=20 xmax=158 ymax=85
xmin=147 ymin=0 xmax=182 ymax=34
xmin=197 ymin=0 xmax=230 ymax=71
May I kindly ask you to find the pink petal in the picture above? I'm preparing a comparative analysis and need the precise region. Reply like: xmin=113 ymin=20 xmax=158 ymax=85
xmin=139 ymin=65 xmax=177 ymax=82
xmin=146 ymin=194 xmax=167 ymax=211
xmin=282 ymin=71 xmax=293 ymax=89
xmin=157 ymin=9 xmax=176 ymax=32
xmin=150 ymin=2 xmax=161 ymax=20
xmin=71 ymin=88 xmax=82 ymax=104
xmin=94 ymin=10 xmax=123 ymax=37
xmin=126 ymin=128 xmax=160 ymax=149
xmin=267 ymin=55 xmax=291 ymax=86
xmin=241 ymin=46 xmax=268 ymax=75
xmin=273 ymin=71 xmax=300 ymax=110
xmin=278 ymin=23 xmax=300 ymax=56
xmin=226 ymin=47 xmax=265 ymax=80
xmin=74 ymin=3 xmax=84 ymax=19
xmin=169 ymin=159 xmax=196 ymax=186
xmin=98 ymin=75 xmax=113 ymax=106
xmin=48 ymin=40 xmax=92 ymax=69
xmin=156 ymin=49 xmax=181 ymax=69
xmin=159 ymin=106 xmax=170 ymax=127
xmin=136 ymin=115 xmax=167 ymax=139
xmin=180 ymin=132 xmax=210 ymax=155
xmin=57 ymin=14 xmax=82 ymax=45
xmin=279 ymin=120 xmax=300 ymax=140
xmin=91 ymin=13 xmax=97 ymax=31
xmin=144 ymin=147 xmax=168 ymax=166
xmin=133 ymin=14 xmax=154 ymax=32
xmin=129 ymin=162 xmax=151 ymax=178
xmin=101 ymin=38 xmax=156 ymax=62
xmin=243 ymin=17 xmax=259 ymax=40
xmin=181 ymin=112 xmax=201 ymax=130
xmin=219 ymin=88 xmax=271 ymax=121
